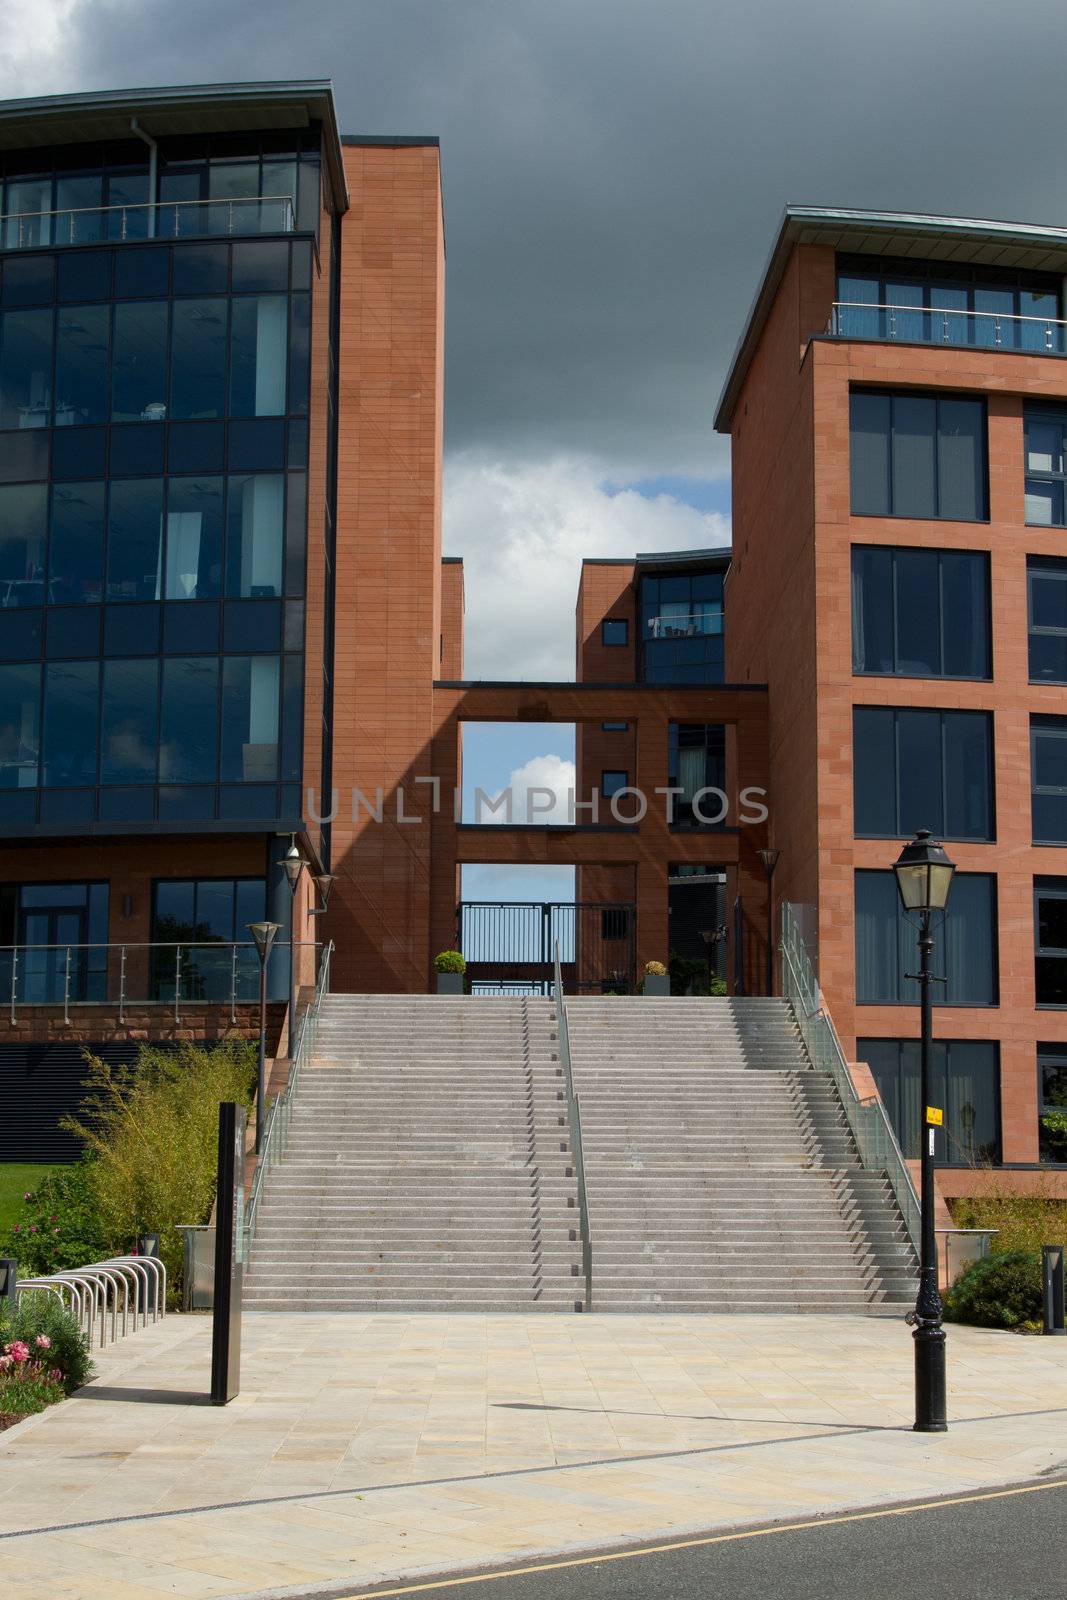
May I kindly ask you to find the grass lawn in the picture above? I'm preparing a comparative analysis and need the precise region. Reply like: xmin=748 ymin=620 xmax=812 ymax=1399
xmin=0 ymin=1164 xmax=58 ymax=1233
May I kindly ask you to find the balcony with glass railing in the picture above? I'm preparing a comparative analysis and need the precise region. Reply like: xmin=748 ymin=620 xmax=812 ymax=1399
xmin=645 ymin=609 xmax=723 ymax=640
xmin=828 ymin=300 xmax=1067 ymax=354
xmin=0 ymin=195 xmax=296 ymax=253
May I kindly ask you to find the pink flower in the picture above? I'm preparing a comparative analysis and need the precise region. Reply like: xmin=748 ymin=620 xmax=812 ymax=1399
xmin=34 ymin=1335 xmax=51 ymax=1350
xmin=53 ymin=1228 xmax=60 ymax=1235
xmin=49 ymin=1368 xmax=63 ymax=1384
xmin=22 ymin=1191 xmax=30 ymax=1201
xmin=12 ymin=1225 xmax=19 ymax=1234
xmin=49 ymin=1215 xmax=56 ymax=1223
xmin=28 ymin=1225 xmax=36 ymax=1235
xmin=7 ymin=1342 xmax=30 ymax=1364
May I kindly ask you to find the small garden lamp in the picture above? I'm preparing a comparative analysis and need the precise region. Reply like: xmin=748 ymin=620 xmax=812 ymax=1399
xmin=248 ymin=919 xmax=280 ymax=1155
xmin=892 ymin=829 xmax=956 ymax=1434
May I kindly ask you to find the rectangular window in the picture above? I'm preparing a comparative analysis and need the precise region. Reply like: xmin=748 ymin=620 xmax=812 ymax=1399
xmin=170 ymin=299 xmax=227 ymax=420
xmin=1031 ymin=716 xmax=1067 ymax=843
xmin=852 ymin=546 xmax=991 ymax=678
xmin=54 ymin=304 xmax=109 ymax=426
xmin=853 ymin=707 xmax=994 ymax=841
xmin=220 ymin=655 xmax=279 ymax=782
xmin=668 ymin=722 xmax=726 ymax=827
xmin=859 ymin=1038 xmax=1000 ymax=1164
xmin=100 ymin=659 xmax=158 ymax=784
xmin=1035 ymin=881 xmax=1067 ymax=1006
xmin=0 ymin=308 xmax=53 ymax=430
xmin=49 ymin=482 xmax=105 ymax=606
xmin=225 ymin=474 xmax=283 ymax=597
xmin=601 ymin=721 xmax=628 ymax=732
xmin=41 ymin=660 xmax=99 ymax=787
xmin=1028 ymin=557 xmax=1067 ymax=682
xmin=855 ymin=869 xmax=998 ymax=1006
xmin=1038 ymin=1046 xmax=1067 ymax=1163
xmin=159 ymin=656 xmax=219 ymax=783
xmin=229 ymin=295 xmax=287 ymax=416
xmin=111 ymin=301 xmax=168 ymax=423
xmin=1024 ymin=405 xmax=1067 ymax=525
xmin=0 ymin=662 xmax=39 ymax=789
xmin=0 ymin=483 xmax=47 ymax=609
xmin=849 ymin=390 xmax=987 ymax=521
xmin=601 ymin=618 xmax=628 ymax=646
xmin=106 ymin=478 xmax=162 ymax=602
xmin=151 ymin=876 xmax=265 ymax=1002
xmin=164 ymin=476 xmax=223 ymax=601
xmin=601 ymin=769 xmax=628 ymax=799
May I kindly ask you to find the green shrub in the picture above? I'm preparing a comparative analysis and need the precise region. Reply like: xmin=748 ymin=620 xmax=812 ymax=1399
xmin=0 ymin=1295 xmax=92 ymax=1393
xmin=950 ymin=1186 xmax=1067 ymax=1258
xmin=434 ymin=950 xmax=466 ymax=974
xmin=1 ymin=1162 xmax=108 ymax=1276
xmin=1040 ymin=1110 xmax=1067 ymax=1164
xmin=944 ymin=1250 xmax=1043 ymax=1330
xmin=61 ymin=1039 xmax=255 ymax=1302
xmin=0 ymin=1367 xmax=65 ymax=1422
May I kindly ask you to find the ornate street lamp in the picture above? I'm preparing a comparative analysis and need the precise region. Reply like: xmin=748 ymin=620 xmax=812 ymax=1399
xmin=309 ymin=874 xmax=335 ymax=916
xmin=757 ymin=846 xmax=781 ymax=997
xmin=278 ymin=836 xmax=306 ymax=1061
xmin=893 ymin=828 xmax=956 ymax=1433
xmin=247 ymin=920 xmax=280 ymax=1155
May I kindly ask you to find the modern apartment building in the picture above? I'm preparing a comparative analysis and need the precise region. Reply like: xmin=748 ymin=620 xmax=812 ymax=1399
xmin=714 ymin=205 xmax=1067 ymax=1194
xmin=0 ymin=81 xmax=448 ymax=1151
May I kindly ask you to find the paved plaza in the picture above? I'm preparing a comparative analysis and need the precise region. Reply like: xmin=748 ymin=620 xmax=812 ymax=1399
xmin=0 ymin=1311 xmax=1065 ymax=1599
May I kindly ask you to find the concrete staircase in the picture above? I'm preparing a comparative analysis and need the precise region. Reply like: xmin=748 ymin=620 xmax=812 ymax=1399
xmin=566 ymin=996 xmax=917 ymax=1313
xmin=243 ymin=996 xmax=583 ymax=1311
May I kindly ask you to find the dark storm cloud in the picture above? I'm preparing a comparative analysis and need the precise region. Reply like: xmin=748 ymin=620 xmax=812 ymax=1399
xmin=53 ymin=0 xmax=1067 ymax=475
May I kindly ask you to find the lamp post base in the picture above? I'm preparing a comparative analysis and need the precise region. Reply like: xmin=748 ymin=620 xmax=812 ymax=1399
xmin=913 ymin=1321 xmax=948 ymax=1433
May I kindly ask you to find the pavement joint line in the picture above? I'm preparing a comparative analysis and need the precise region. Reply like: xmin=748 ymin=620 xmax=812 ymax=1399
xmin=278 ymin=1475 xmax=1067 ymax=1600
xmin=3 ymin=1403 xmax=1067 ymax=1544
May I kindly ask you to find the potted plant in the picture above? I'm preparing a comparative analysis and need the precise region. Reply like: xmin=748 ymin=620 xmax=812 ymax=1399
xmin=642 ymin=960 xmax=670 ymax=997
xmin=434 ymin=950 xmax=466 ymax=994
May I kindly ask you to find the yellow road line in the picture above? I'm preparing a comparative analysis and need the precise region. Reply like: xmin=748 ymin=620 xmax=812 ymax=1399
xmin=339 ymin=1475 xmax=1067 ymax=1597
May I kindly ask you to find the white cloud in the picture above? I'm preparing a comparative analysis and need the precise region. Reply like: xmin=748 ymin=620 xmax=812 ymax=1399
xmin=444 ymin=453 xmax=730 ymax=679
xmin=474 ymin=752 xmax=576 ymax=825
xmin=0 ymin=0 xmax=87 ymax=96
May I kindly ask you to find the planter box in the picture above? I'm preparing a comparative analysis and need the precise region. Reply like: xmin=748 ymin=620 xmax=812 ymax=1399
xmin=643 ymin=973 xmax=670 ymax=996
xmin=436 ymin=972 xmax=465 ymax=994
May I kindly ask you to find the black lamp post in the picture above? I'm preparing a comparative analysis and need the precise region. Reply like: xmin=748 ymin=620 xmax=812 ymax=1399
xmin=893 ymin=828 xmax=956 ymax=1434
xmin=757 ymin=847 xmax=781 ymax=997
xmin=248 ymin=919 xmax=280 ymax=1155
xmin=279 ymin=836 xmax=306 ymax=1060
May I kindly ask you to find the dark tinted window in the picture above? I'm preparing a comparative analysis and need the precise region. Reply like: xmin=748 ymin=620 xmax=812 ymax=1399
xmin=855 ymin=869 xmax=997 ymax=1005
xmin=851 ymin=546 xmax=990 ymax=678
xmin=1028 ymin=557 xmax=1067 ymax=682
xmin=854 ymin=707 xmax=994 ymax=841
xmin=850 ymin=389 xmax=986 ymax=520
xmin=859 ymin=1038 xmax=1000 ymax=1163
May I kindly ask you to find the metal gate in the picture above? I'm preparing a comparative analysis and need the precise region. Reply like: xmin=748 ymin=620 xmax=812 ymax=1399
xmin=456 ymin=902 xmax=636 ymax=994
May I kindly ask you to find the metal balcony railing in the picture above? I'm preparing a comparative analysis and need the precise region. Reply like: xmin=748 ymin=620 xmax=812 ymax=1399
xmin=0 ymin=194 xmax=296 ymax=251
xmin=646 ymin=610 xmax=723 ymax=639
xmin=828 ymin=300 xmax=1067 ymax=354
xmin=0 ymin=939 xmax=318 ymax=1024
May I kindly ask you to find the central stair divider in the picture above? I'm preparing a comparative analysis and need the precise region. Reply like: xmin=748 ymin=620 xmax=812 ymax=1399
xmin=554 ymin=941 xmax=592 ymax=1310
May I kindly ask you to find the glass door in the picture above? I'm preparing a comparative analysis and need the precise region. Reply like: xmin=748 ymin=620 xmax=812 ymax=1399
xmin=18 ymin=906 xmax=85 ymax=1002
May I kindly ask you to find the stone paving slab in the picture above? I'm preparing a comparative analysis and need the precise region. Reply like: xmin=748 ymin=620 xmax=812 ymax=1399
xmin=0 ymin=1311 xmax=1064 ymax=1600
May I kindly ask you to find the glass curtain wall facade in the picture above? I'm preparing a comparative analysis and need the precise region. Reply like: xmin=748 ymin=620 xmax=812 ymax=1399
xmin=0 ymin=196 xmax=316 ymax=828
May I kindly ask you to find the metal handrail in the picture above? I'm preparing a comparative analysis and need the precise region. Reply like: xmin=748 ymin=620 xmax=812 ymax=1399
xmin=646 ymin=611 xmax=723 ymax=638
xmin=828 ymin=299 xmax=1067 ymax=351
xmin=780 ymin=902 xmax=921 ymax=1251
xmin=552 ymin=940 xmax=592 ymax=1310
xmin=0 ymin=939 xmax=318 ymax=1023
xmin=244 ymin=938 xmax=333 ymax=1248
xmin=1 ymin=194 xmax=296 ymax=248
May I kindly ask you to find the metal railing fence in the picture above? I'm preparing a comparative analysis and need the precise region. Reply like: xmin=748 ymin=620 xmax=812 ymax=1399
xmin=645 ymin=610 xmax=723 ymax=639
xmin=828 ymin=299 xmax=1067 ymax=353
xmin=1 ymin=194 xmax=295 ymax=250
xmin=0 ymin=939 xmax=318 ymax=1024
xmin=553 ymin=941 xmax=593 ymax=1310
xmin=244 ymin=939 xmax=333 ymax=1250
xmin=780 ymin=901 xmax=921 ymax=1251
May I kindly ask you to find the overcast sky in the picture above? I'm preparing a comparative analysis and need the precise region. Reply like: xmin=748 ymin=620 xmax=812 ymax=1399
xmin=8 ymin=0 xmax=1065 ymax=683
xmin=3 ymin=0 xmax=1063 ymax=859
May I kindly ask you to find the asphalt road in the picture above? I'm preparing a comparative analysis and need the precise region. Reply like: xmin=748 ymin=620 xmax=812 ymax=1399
xmin=346 ymin=1476 xmax=1067 ymax=1600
